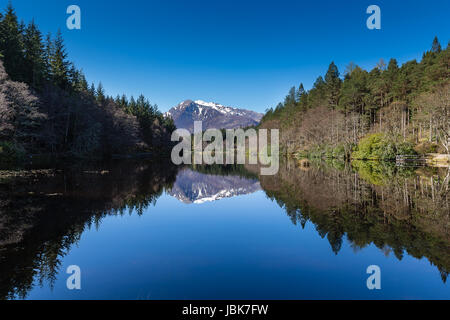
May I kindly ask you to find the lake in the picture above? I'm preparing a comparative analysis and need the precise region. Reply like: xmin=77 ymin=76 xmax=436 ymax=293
xmin=0 ymin=159 xmax=448 ymax=300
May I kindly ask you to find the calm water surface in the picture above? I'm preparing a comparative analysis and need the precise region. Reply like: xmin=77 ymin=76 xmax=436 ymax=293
xmin=0 ymin=160 xmax=448 ymax=299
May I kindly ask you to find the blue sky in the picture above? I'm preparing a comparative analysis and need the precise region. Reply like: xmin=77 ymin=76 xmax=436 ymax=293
xmin=6 ymin=0 xmax=449 ymax=112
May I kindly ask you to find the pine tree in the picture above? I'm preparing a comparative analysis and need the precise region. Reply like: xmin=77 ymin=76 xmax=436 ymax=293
xmin=129 ymin=96 xmax=136 ymax=113
xmin=297 ymin=83 xmax=308 ymax=110
xmin=50 ymin=30 xmax=70 ymax=88
xmin=120 ymin=94 xmax=128 ymax=110
xmin=23 ymin=20 xmax=45 ymax=88
xmin=89 ymin=82 xmax=96 ymax=97
xmin=0 ymin=2 xmax=25 ymax=81
xmin=284 ymin=86 xmax=296 ymax=105
xmin=68 ymin=63 xmax=88 ymax=92
xmin=96 ymin=82 xmax=106 ymax=104
xmin=339 ymin=66 xmax=369 ymax=115
xmin=78 ymin=71 xmax=88 ymax=92
xmin=296 ymin=83 xmax=305 ymax=103
xmin=42 ymin=33 xmax=53 ymax=81
xmin=325 ymin=62 xmax=341 ymax=109
xmin=431 ymin=36 xmax=442 ymax=53
xmin=385 ymin=58 xmax=399 ymax=102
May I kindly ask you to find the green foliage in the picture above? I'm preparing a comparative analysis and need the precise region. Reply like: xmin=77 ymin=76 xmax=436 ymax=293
xmin=329 ymin=144 xmax=347 ymax=159
xmin=352 ymin=133 xmax=416 ymax=160
xmin=351 ymin=160 xmax=414 ymax=185
xmin=295 ymin=143 xmax=349 ymax=160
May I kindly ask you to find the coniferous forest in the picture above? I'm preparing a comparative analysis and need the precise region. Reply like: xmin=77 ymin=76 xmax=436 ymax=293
xmin=0 ymin=3 xmax=175 ymax=165
xmin=260 ymin=38 xmax=449 ymax=161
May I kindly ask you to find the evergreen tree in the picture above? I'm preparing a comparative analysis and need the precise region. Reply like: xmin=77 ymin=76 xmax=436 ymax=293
xmin=23 ymin=20 xmax=45 ymax=88
xmin=42 ymin=33 xmax=53 ymax=81
xmin=120 ymin=94 xmax=128 ymax=110
xmin=284 ymin=86 xmax=296 ymax=105
xmin=431 ymin=36 xmax=442 ymax=53
xmin=296 ymin=83 xmax=305 ymax=103
xmin=313 ymin=76 xmax=325 ymax=89
xmin=50 ymin=30 xmax=70 ymax=88
xmin=68 ymin=64 xmax=88 ymax=93
xmin=128 ymin=96 xmax=137 ymax=115
xmin=0 ymin=2 xmax=25 ymax=81
xmin=339 ymin=66 xmax=369 ymax=115
xmin=77 ymin=69 xmax=88 ymax=92
xmin=385 ymin=58 xmax=399 ymax=102
xmin=89 ymin=82 xmax=96 ymax=97
xmin=325 ymin=61 xmax=341 ymax=109
xmin=307 ymin=76 xmax=327 ymax=108
xmin=96 ymin=82 xmax=106 ymax=104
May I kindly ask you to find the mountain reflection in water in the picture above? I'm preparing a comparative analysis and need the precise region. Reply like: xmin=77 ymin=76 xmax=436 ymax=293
xmin=0 ymin=159 xmax=448 ymax=299
xmin=170 ymin=168 xmax=260 ymax=204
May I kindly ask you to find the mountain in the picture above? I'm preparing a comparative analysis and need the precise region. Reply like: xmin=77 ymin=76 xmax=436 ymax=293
xmin=169 ymin=168 xmax=261 ymax=204
xmin=164 ymin=100 xmax=263 ymax=133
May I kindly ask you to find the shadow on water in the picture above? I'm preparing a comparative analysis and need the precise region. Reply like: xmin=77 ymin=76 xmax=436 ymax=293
xmin=0 ymin=158 xmax=448 ymax=299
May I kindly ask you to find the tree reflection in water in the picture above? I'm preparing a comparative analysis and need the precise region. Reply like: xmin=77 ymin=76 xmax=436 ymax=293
xmin=0 ymin=159 xmax=448 ymax=299
xmin=0 ymin=160 xmax=178 ymax=299
xmin=249 ymin=159 xmax=449 ymax=283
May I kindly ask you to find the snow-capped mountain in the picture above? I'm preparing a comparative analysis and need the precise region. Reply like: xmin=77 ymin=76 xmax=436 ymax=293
xmin=164 ymin=100 xmax=263 ymax=133
xmin=169 ymin=168 xmax=261 ymax=204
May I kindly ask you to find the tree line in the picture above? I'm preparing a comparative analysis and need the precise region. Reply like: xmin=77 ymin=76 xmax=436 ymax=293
xmin=261 ymin=37 xmax=449 ymax=160
xmin=0 ymin=3 xmax=175 ymax=164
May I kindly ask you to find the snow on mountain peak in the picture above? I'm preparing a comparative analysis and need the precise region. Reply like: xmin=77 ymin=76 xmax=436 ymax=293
xmin=165 ymin=99 xmax=263 ymax=133
xmin=194 ymin=100 xmax=241 ymax=115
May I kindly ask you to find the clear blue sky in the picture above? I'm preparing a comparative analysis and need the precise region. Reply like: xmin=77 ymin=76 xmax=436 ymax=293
xmin=6 ymin=0 xmax=450 ymax=112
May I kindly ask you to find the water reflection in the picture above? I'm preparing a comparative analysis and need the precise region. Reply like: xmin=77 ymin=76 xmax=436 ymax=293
xmin=0 ymin=160 xmax=178 ymax=299
xmin=251 ymin=160 xmax=449 ymax=282
xmin=0 ymin=159 xmax=448 ymax=299
xmin=170 ymin=166 xmax=260 ymax=204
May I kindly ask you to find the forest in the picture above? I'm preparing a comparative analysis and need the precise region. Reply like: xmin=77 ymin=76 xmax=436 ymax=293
xmin=260 ymin=38 xmax=449 ymax=161
xmin=0 ymin=3 xmax=176 ymax=165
